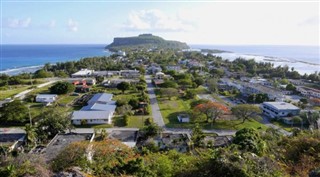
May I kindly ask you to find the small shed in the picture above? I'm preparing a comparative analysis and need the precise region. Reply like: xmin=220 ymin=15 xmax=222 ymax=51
xmin=177 ymin=114 xmax=190 ymax=123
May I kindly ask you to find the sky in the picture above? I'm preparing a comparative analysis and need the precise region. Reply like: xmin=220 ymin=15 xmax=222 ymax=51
xmin=1 ymin=0 xmax=319 ymax=45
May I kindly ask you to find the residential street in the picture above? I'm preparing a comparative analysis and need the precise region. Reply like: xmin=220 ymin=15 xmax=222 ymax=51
xmin=145 ymin=74 xmax=165 ymax=128
xmin=261 ymin=116 xmax=292 ymax=136
xmin=13 ymin=79 xmax=60 ymax=99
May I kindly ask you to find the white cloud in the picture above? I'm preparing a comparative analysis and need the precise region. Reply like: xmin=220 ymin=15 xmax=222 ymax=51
xmin=298 ymin=16 xmax=319 ymax=26
xmin=5 ymin=17 xmax=31 ymax=28
xmin=48 ymin=20 xmax=56 ymax=28
xmin=123 ymin=9 xmax=195 ymax=32
xmin=67 ymin=19 xmax=78 ymax=32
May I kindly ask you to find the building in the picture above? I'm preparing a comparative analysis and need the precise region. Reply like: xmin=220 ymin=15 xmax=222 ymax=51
xmin=177 ymin=114 xmax=190 ymax=123
xmin=155 ymin=72 xmax=165 ymax=79
xmin=72 ymin=111 xmax=113 ymax=125
xmin=93 ymin=71 xmax=120 ymax=77
xmin=166 ymin=65 xmax=181 ymax=72
xmin=71 ymin=93 xmax=116 ymax=125
xmin=297 ymin=86 xmax=320 ymax=98
xmin=36 ymin=94 xmax=58 ymax=104
xmin=71 ymin=69 xmax=94 ymax=78
xmin=120 ymin=70 xmax=140 ymax=79
xmin=261 ymin=102 xmax=300 ymax=118
xmin=147 ymin=64 xmax=162 ymax=74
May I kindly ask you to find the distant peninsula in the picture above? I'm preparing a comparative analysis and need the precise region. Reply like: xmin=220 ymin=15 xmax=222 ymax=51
xmin=105 ymin=34 xmax=189 ymax=51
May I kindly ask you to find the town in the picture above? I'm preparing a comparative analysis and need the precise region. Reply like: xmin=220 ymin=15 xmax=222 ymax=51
xmin=1 ymin=47 xmax=320 ymax=176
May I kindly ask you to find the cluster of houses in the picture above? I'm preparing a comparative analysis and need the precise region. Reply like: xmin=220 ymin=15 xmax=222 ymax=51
xmin=71 ymin=93 xmax=116 ymax=125
xmin=71 ymin=69 xmax=140 ymax=79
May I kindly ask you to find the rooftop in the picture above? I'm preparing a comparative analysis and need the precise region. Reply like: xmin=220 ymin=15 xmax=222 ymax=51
xmin=44 ymin=133 xmax=92 ymax=161
xmin=36 ymin=94 xmax=57 ymax=98
xmin=263 ymin=102 xmax=300 ymax=110
xmin=0 ymin=133 xmax=25 ymax=145
xmin=72 ymin=69 xmax=94 ymax=76
xmin=72 ymin=111 xmax=112 ymax=120
xmin=108 ymin=130 xmax=138 ymax=148
xmin=88 ymin=93 xmax=113 ymax=104
xmin=81 ymin=103 xmax=116 ymax=111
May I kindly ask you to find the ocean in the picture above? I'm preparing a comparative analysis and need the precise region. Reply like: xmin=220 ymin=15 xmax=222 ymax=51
xmin=0 ymin=44 xmax=319 ymax=75
xmin=0 ymin=44 xmax=110 ymax=75
xmin=190 ymin=45 xmax=319 ymax=75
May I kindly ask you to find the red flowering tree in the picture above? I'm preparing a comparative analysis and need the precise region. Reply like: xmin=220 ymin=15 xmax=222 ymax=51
xmin=194 ymin=102 xmax=229 ymax=123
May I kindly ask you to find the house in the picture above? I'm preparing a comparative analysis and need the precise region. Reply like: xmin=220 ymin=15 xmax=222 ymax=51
xmin=71 ymin=69 xmax=94 ymax=78
xmin=87 ymin=93 xmax=114 ymax=105
xmin=71 ymin=93 xmax=116 ymax=125
xmin=36 ymin=94 xmax=58 ymax=104
xmin=108 ymin=130 xmax=138 ymax=148
xmin=147 ymin=64 xmax=162 ymax=74
xmin=93 ymin=71 xmax=120 ymax=77
xmin=0 ymin=132 xmax=25 ymax=152
xmin=120 ymin=70 xmax=140 ymax=79
xmin=177 ymin=114 xmax=190 ymax=123
xmin=166 ymin=65 xmax=181 ymax=72
xmin=72 ymin=111 xmax=113 ymax=125
xmin=296 ymin=86 xmax=320 ymax=98
xmin=155 ymin=72 xmax=165 ymax=79
xmin=261 ymin=102 xmax=300 ymax=119
xmin=67 ymin=78 xmax=96 ymax=86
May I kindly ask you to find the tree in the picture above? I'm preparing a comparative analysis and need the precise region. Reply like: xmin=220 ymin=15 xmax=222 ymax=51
xmin=292 ymin=116 xmax=303 ymax=128
xmin=24 ymin=123 xmax=37 ymax=147
xmin=34 ymin=69 xmax=54 ymax=78
xmin=286 ymin=83 xmax=296 ymax=91
xmin=233 ymin=128 xmax=266 ymax=155
xmin=159 ymin=80 xmax=178 ymax=88
xmin=0 ymin=100 xmax=28 ymax=125
xmin=117 ymin=81 xmax=130 ymax=93
xmin=141 ymin=123 xmax=162 ymax=138
xmin=207 ymin=78 xmax=218 ymax=93
xmin=36 ymin=108 xmax=73 ymax=140
xmin=247 ymin=93 xmax=269 ymax=103
xmin=194 ymin=77 xmax=204 ymax=87
xmin=231 ymin=104 xmax=262 ymax=123
xmin=191 ymin=123 xmax=205 ymax=147
xmin=194 ymin=102 xmax=229 ymax=124
xmin=185 ymin=89 xmax=196 ymax=99
xmin=49 ymin=81 xmax=75 ymax=95
xmin=160 ymin=88 xmax=178 ymax=100
xmin=116 ymin=104 xmax=132 ymax=115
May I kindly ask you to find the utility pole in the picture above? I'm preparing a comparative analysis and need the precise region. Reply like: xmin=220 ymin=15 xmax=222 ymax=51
xmin=28 ymin=105 xmax=32 ymax=125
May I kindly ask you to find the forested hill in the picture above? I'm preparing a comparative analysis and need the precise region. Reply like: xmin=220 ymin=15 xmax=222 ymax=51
xmin=105 ymin=34 xmax=189 ymax=51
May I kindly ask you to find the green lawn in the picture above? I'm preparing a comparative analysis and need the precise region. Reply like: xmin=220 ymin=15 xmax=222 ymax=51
xmin=0 ymin=86 xmax=31 ymax=100
xmin=29 ymin=84 xmax=53 ymax=95
xmin=113 ymin=115 xmax=150 ymax=128
xmin=157 ymin=96 xmax=266 ymax=130
xmin=57 ymin=95 xmax=79 ymax=105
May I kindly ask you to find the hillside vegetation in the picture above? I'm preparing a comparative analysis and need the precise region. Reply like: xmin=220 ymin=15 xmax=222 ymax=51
xmin=106 ymin=34 xmax=189 ymax=51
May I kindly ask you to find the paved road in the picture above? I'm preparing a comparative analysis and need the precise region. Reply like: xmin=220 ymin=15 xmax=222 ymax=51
xmin=145 ymin=75 xmax=165 ymax=127
xmin=13 ymin=79 xmax=59 ymax=100
xmin=197 ymin=94 xmax=216 ymax=101
xmin=261 ymin=116 xmax=292 ymax=136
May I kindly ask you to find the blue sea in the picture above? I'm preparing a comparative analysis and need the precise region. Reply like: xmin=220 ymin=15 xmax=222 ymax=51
xmin=0 ymin=44 xmax=110 ymax=75
xmin=0 ymin=44 xmax=319 ymax=75
xmin=191 ymin=45 xmax=319 ymax=74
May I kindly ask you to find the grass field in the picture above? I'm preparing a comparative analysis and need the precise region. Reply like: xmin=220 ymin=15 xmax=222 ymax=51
xmin=0 ymin=86 xmax=31 ymax=100
xmin=157 ymin=96 xmax=267 ymax=130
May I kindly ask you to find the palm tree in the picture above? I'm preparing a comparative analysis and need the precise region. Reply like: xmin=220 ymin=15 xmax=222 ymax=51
xmin=24 ymin=124 xmax=37 ymax=147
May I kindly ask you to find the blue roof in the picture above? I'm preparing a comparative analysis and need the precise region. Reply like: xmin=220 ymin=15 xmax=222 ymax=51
xmin=81 ymin=103 xmax=116 ymax=112
xmin=88 ymin=93 xmax=113 ymax=104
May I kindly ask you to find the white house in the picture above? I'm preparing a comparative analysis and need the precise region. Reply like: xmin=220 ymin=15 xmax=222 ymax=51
xmin=177 ymin=114 xmax=190 ymax=123
xmin=71 ymin=111 xmax=113 ymax=125
xmin=166 ymin=65 xmax=181 ymax=72
xmin=71 ymin=69 xmax=94 ymax=78
xmin=296 ymin=86 xmax=320 ymax=98
xmin=72 ymin=93 xmax=116 ymax=125
xmin=261 ymin=102 xmax=300 ymax=119
xmin=36 ymin=94 xmax=58 ymax=104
